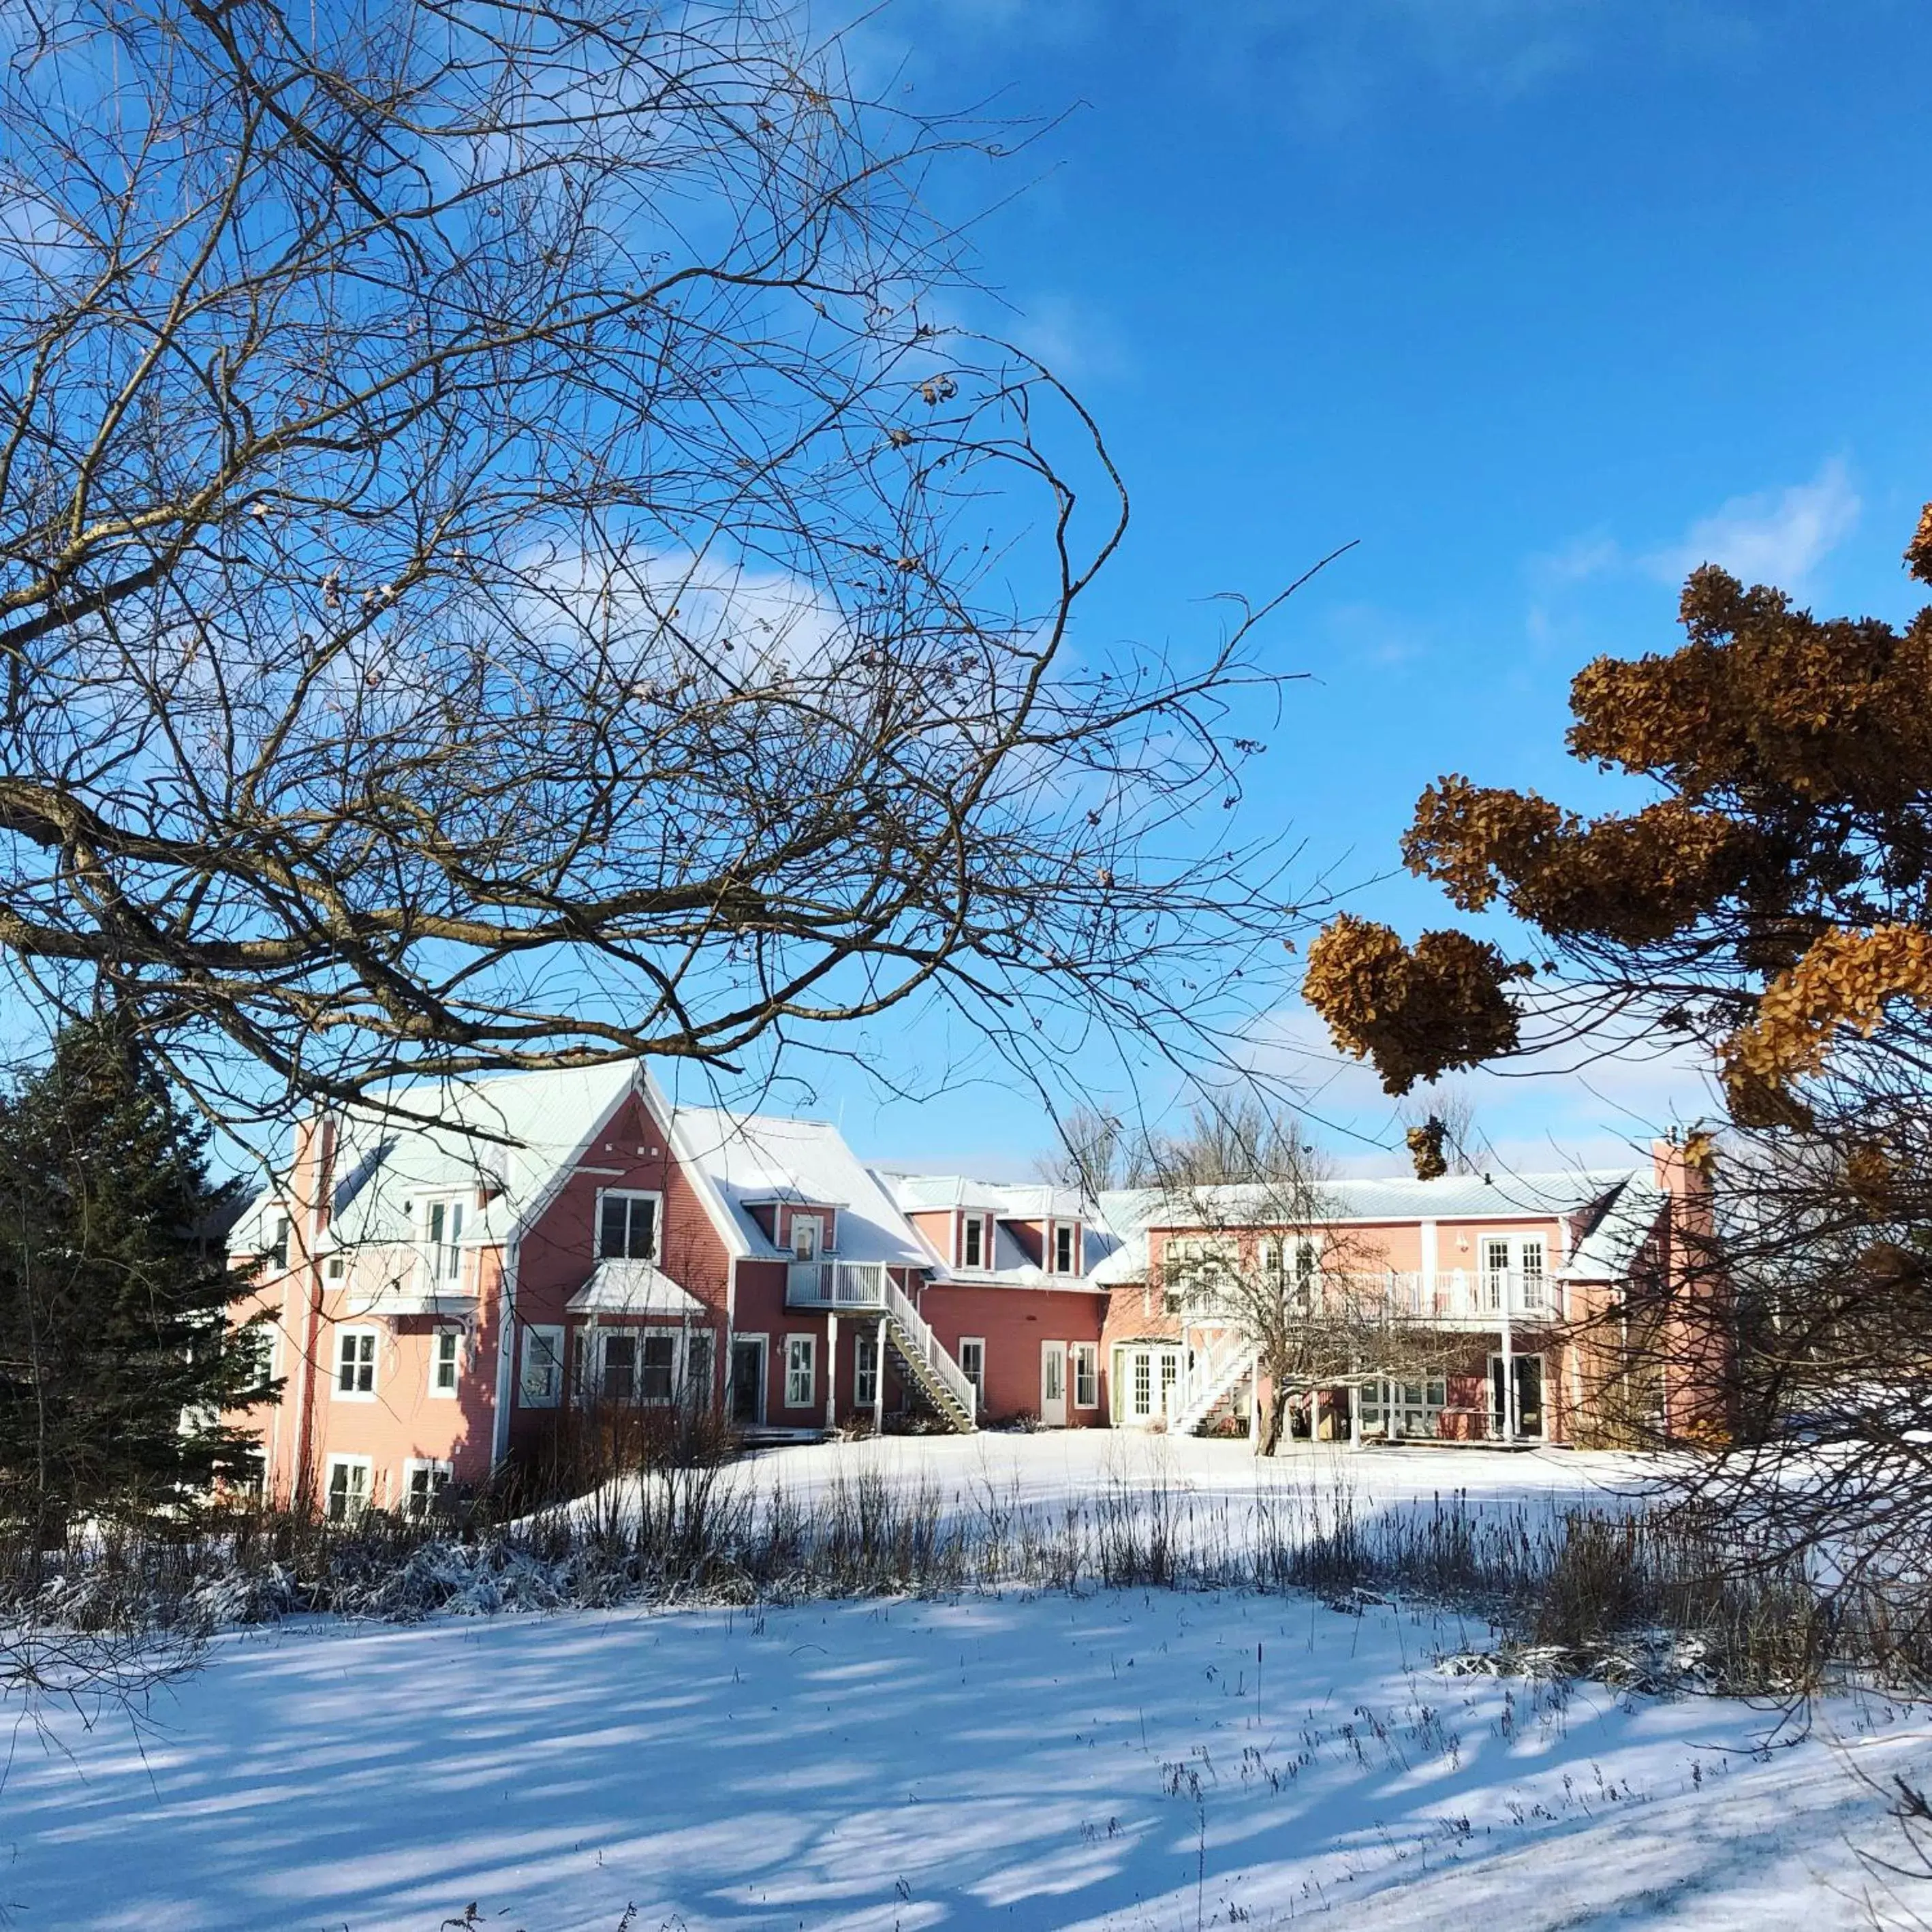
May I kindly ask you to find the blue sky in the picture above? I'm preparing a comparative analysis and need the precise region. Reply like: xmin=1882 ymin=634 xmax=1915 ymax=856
xmin=800 ymin=0 xmax=1932 ymax=1178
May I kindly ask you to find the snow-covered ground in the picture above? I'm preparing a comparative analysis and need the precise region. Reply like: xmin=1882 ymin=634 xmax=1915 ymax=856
xmin=9 ymin=1438 xmax=1929 ymax=1931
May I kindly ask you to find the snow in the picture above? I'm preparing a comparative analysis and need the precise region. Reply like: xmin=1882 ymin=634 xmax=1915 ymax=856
xmin=9 ymin=1439 xmax=1929 ymax=1930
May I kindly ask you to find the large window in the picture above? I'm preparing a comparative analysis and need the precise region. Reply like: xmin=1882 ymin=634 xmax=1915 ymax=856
xmin=855 ymin=1333 xmax=879 ymax=1409
xmin=326 ymin=1454 xmax=372 ymax=1521
xmin=1053 ymin=1222 xmax=1076 ymax=1274
xmin=957 ymin=1337 xmax=985 ymax=1414
xmin=334 ymin=1326 xmax=377 ymax=1399
xmin=1072 ymin=1343 xmax=1099 ymax=1409
xmin=598 ymin=1190 xmax=659 ymax=1261
xmin=961 ymin=1215 xmax=988 ymax=1271
xmin=519 ymin=1324 xmax=565 ymax=1407
xmin=783 ymin=1335 xmax=816 ymax=1408
xmin=431 ymin=1328 xmax=461 ymax=1396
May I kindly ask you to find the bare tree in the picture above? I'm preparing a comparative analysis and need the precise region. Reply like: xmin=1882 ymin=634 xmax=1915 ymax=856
xmin=0 ymin=0 xmax=1304 ymax=1133
xmin=1037 ymin=1104 xmax=1128 ymax=1197
xmin=1145 ymin=1110 xmax=1442 ymax=1454
xmin=1398 ymin=1082 xmax=1480 ymax=1179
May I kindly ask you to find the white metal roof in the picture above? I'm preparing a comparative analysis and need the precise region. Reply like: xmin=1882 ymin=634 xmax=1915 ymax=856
xmin=565 ymin=1259 xmax=708 ymax=1318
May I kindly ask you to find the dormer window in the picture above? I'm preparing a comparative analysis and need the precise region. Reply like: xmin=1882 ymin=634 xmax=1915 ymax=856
xmin=790 ymin=1213 xmax=824 ymax=1260
xmin=422 ymin=1197 xmax=465 ymax=1283
xmin=598 ymin=1190 xmax=659 ymax=1261
xmin=961 ymin=1214 xmax=990 ymax=1271
xmin=1053 ymin=1222 xmax=1077 ymax=1274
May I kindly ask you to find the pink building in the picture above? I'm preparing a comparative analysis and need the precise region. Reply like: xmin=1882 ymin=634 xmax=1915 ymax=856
xmin=231 ymin=1063 xmax=1721 ymax=1516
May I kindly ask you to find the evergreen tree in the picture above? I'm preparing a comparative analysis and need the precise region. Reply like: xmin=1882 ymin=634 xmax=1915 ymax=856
xmin=0 ymin=1019 xmax=276 ymax=1527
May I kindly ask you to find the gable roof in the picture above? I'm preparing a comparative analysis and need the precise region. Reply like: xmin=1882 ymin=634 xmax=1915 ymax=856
xmin=668 ymin=1109 xmax=930 ymax=1266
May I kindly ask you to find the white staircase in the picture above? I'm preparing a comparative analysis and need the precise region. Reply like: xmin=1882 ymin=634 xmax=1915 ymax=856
xmin=1164 ymin=1345 xmax=1253 ymax=1437
xmin=882 ymin=1277 xmax=976 ymax=1432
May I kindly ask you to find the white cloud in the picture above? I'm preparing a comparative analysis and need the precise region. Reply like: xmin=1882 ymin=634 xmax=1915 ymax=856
xmin=1642 ymin=458 xmax=1861 ymax=591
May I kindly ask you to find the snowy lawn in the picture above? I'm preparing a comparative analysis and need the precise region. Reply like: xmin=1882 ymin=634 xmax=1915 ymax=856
xmin=7 ymin=1583 xmax=1929 ymax=1928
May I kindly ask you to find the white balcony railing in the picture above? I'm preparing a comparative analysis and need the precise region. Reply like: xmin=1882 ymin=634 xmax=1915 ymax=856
xmin=1333 ymin=1268 xmax=1561 ymax=1324
xmin=1167 ymin=1267 xmax=1563 ymax=1327
xmin=785 ymin=1260 xmax=886 ymax=1309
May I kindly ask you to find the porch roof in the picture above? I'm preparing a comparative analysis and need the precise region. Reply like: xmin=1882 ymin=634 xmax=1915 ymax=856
xmin=565 ymin=1258 xmax=708 ymax=1318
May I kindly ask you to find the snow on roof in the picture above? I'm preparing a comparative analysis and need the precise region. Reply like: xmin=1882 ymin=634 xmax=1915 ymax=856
xmin=235 ymin=1061 xmax=640 ymax=1253
xmin=670 ymin=1109 xmax=931 ymax=1266
xmin=1095 ymin=1168 xmax=1642 ymax=1236
xmin=1563 ymin=1174 xmax=1669 ymax=1280
xmin=885 ymin=1173 xmax=1088 ymax=1220
xmin=565 ymin=1259 xmax=708 ymax=1318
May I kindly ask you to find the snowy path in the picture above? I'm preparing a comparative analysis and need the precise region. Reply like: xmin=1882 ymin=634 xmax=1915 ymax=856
xmin=7 ymin=1584 xmax=1927 ymax=1931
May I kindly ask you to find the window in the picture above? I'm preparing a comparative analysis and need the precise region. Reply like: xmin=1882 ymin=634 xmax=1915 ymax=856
xmin=1520 ymin=1238 xmax=1547 ymax=1309
xmin=423 ymin=1197 xmax=465 ymax=1283
xmin=1053 ymin=1222 xmax=1076 ymax=1274
xmin=268 ymin=1213 xmax=291 ymax=1269
xmin=1133 ymin=1352 xmax=1152 ymax=1418
xmin=855 ymin=1333 xmax=879 ymax=1409
xmin=961 ymin=1214 xmax=986 ymax=1270
xmin=519 ymin=1324 xmax=565 ymax=1407
xmin=325 ymin=1455 xmax=372 ymax=1522
xmin=790 ymin=1213 xmax=824 ymax=1261
xmin=1260 ymin=1238 xmax=1281 ymax=1275
xmin=402 ymin=1459 xmax=453 ymax=1520
xmin=1291 ymin=1238 xmax=1320 ymax=1311
xmin=430 ymin=1328 xmax=461 ymax=1395
xmin=325 ymin=1252 xmax=346 ymax=1281
xmin=957 ymin=1337 xmax=985 ymax=1414
xmin=783 ymin=1335 xmax=816 ymax=1408
xmin=334 ymin=1326 xmax=377 ymax=1398
xmin=1481 ymin=1236 xmax=1512 ymax=1311
xmin=1159 ymin=1354 xmax=1179 ymax=1411
xmin=602 ymin=1333 xmax=636 ymax=1403
xmin=1072 ymin=1343 xmax=1098 ymax=1409
xmin=640 ymin=1333 xmax=675 ymax=1403
xmin=598 ymin=1190 xmax=659 ymax=1261
xmin=685 ymin=1330 xmax=716 ymax=1409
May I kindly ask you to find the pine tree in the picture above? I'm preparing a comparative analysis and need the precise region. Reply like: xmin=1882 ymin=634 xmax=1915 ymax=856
xmin=0 ymin=1018 xmax=276 ymax=1529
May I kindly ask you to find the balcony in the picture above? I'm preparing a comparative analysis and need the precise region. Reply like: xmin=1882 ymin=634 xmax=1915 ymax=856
xmin=341 ymin=1245 xmax=477 ymax=1320
xmin=785 ymin=1260 xmax=886 ymax=1309
xmin=1168 ymin=1267 xmax=1564 ymax=1329
xmin=1335 ymin=1268 xmax=1563 ymax=1326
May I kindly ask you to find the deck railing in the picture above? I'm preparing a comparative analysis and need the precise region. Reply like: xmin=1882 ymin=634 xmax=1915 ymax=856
xmin=785 ymin=1260 xmax=887 ymax=1309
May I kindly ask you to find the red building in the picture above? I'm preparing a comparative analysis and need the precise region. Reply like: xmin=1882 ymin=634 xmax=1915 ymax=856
xmin=232 ymin=1061 xmax=1721 ymax=1516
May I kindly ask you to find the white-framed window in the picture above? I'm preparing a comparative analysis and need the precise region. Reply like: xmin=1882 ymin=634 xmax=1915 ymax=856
xmin=685 ymin=1328 xmax=717 ymax=1409
xmin=790 ymin=1213 xmax=824 ymax=1261
xmin=325 ymin=1251 xmax=346 ymax=1281
xmin=1072 ymin=1342 xmax=1099 ymax=1409
xmin=421 ymin=1196 xmax=467 ymax=1284
xmin=597 ymin=1189 xmax=659 ymax=1261
xmin=325 ymin=1454 xmax=373 ymax=1521
xmin=518 ymin=1323 xmax=565 ymax=1407
xmin=431 ymin=1327 xmax=461 ymax=1397
xmin=1260 ymin=1237 xmax=1282 ymax=1275
xmin=1478 ymin=1234 xmax=1549 ymax=1312
xmin=401 ymin=1458 xmax=453 ymax=1519
xmin=961 ymin=1214 xmax=989 ymax=1271
xmin=783 ymin=1334 xmax=816 ymax=1408
xmin=598 ymin=1329 xmax=676 ymax=1404
xmin=1519 ymin=1236 xmax=1548 ymax=1309
xmin=334 ymin=1326 xmax=377 ymax=1399
xmin=855 ymin=1333 xmax=879 ymax=1409
xmin=957 ymin=1337 xmax=985 ymax=1414
xmin=1053 ymin=1221 xmax=1077 ymax=1274
xmin=268 ymin=1213 xmax=291 ymax=1269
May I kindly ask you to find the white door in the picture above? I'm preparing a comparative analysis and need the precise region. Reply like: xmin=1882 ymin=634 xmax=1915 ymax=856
xmin=1040 ymin=1341 xmax=1068 ymax=1427
xmin=792 ymin=1215 xmax=823 ymax=1260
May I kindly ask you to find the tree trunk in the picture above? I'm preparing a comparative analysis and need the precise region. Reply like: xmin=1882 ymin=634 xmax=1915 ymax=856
xmin=1256 ymin=1384 xmax=1292 ymax=1456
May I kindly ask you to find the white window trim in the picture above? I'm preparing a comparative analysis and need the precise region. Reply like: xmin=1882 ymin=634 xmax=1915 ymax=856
xmin=783 ymin=1333 xmax=817 ymax=1409
xmin=519 ymin=1323 xmax=565 ymax=1408
xmin=854 ymin=1331 xmax=880 ymax=1409
xmin=332 ymin=1325 xmax=379 ymax=1401
xmin=324 ymin=1453 xmax=374 ymax=1521
xmin=595 ymin=1326 xmax=681 ymax=1406
xmin=960 ymin=1212 xmax=992 ymax=1272
xmin=1072 ymin=1341 xmax=1099 ymax=1409
xmin=788 ymin=1211 xmax=827 ymax=1261
xmin=595 ymin=1187 xmax=664 ymax=1262
xmin=429 ymin=1326 xmax=461 ymax=1398
xmin=401 ymin=1456 xmax=454 ymax=1518
xmin=417 ymin=1192 xmax=471 ymax=1287
xmin=956 ymin=1335 xmax=986 ymax=1414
